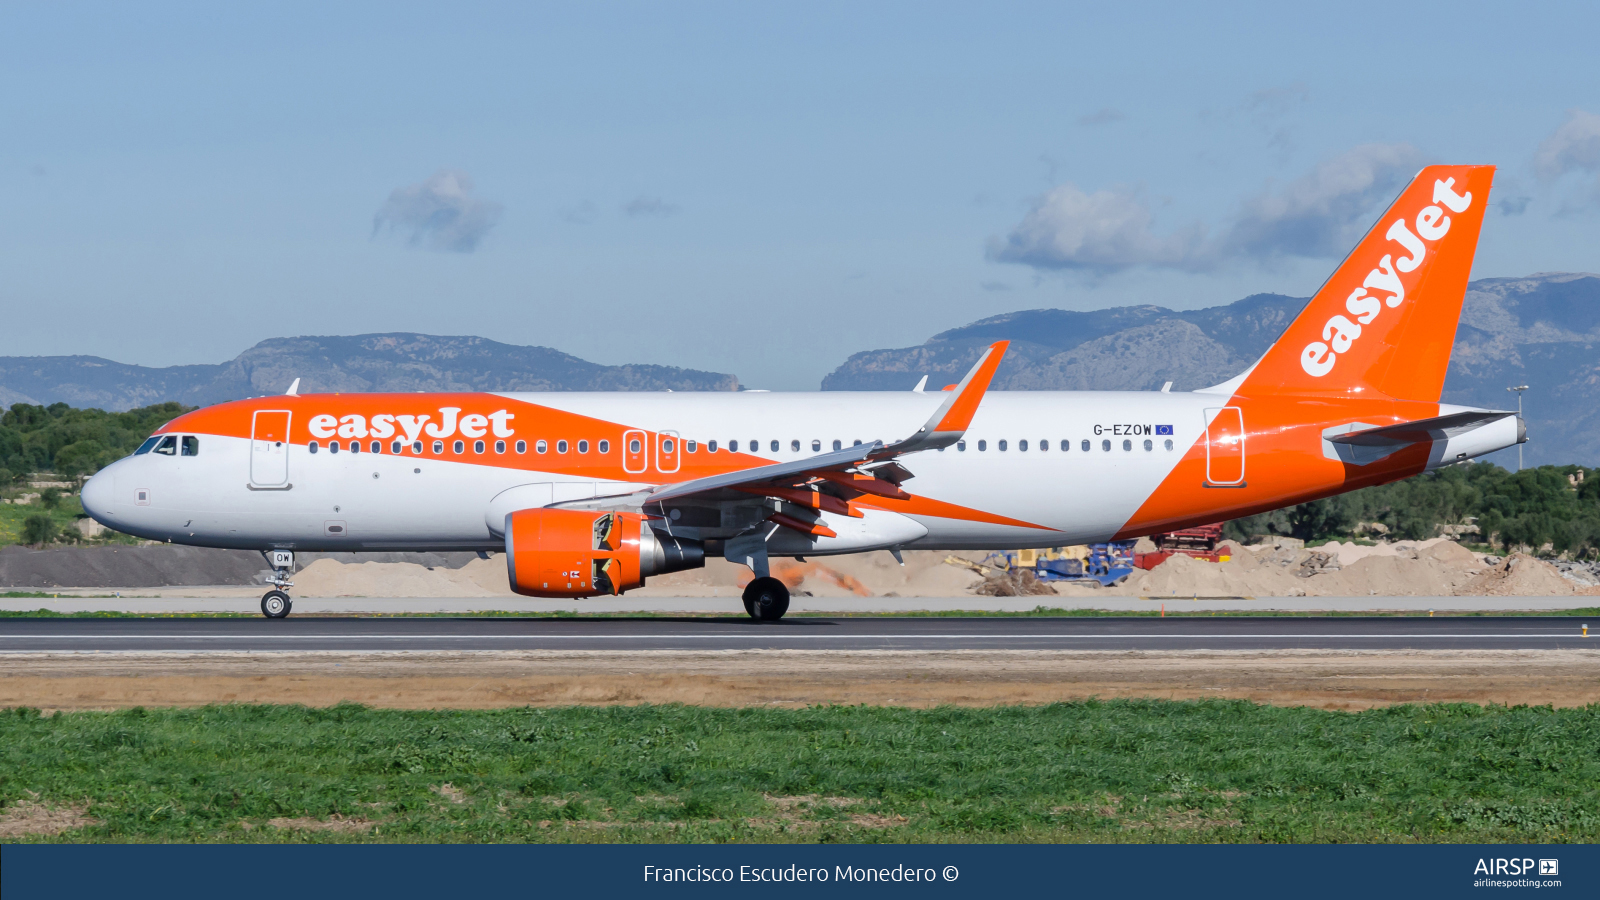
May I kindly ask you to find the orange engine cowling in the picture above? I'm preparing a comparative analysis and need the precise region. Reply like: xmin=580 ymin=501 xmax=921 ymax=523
xmin=503 ymin=508 xmax=704 ymax=598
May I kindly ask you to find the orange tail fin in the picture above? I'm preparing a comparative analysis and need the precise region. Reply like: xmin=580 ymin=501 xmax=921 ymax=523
xmin=1241 ymin=164 xmax=1494 ymax=402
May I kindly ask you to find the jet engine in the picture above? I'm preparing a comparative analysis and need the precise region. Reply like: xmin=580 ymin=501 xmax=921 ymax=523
xmin=503 ymin=508 xmax=704 ymax=598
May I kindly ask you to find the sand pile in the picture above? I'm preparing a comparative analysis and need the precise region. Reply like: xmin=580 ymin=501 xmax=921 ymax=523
xmin=636 ymin=550 xmax=984 ymax=598
xmin=293 ymin=558 xmax=514 ymax=598
xmin=1459 ymin=553 xmax=1575 ymax=596
xmin=1117 ymin=538 xmax=1580 ymax=597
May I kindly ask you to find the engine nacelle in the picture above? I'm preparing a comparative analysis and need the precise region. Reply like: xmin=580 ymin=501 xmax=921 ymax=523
xmin=503 ymin=508 xmax=704 ymax=598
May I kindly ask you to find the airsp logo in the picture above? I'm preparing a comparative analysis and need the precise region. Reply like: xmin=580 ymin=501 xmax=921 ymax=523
xmin=1299 ymin=178 xmax=1474 ymax=378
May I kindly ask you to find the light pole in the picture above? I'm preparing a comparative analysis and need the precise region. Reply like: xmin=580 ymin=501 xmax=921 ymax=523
xmin=1507 ymin=385 xmax=1529 ymax=472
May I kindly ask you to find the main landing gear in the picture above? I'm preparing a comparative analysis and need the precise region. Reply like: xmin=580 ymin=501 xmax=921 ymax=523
xmin=742 ymin=576 xmax=790 ymax=621
xmin=260 ymin=549 xmax=295 ymax=619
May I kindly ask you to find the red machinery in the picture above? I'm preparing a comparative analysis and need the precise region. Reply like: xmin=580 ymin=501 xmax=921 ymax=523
xmin=1133 ymin=523 xmax=1229 ymax=570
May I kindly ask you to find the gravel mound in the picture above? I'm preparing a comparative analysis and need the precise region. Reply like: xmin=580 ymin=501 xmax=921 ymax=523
xmin=0 ymin=545 xmax=479 ymax=589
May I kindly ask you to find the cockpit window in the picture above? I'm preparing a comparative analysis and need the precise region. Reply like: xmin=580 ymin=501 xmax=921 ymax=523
xmin=134 ymin=437 xmax=161 ymax=455
xmin=153 ymin=435 xmax=178 ymax=456
xmin=181 ymin=436 xmax=200 ymax=457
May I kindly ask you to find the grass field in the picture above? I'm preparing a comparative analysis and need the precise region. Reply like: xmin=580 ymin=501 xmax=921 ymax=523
xmin=2 ymin=700 xmax=1596 ymax=843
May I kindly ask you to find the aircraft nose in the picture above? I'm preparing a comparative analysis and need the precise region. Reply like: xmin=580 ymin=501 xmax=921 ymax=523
xmin=81 ymin=464 xmax=117 ymax=522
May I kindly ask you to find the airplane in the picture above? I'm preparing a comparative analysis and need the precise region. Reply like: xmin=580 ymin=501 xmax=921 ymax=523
xmin=81 ymin=164 xmax=1520 ymax=620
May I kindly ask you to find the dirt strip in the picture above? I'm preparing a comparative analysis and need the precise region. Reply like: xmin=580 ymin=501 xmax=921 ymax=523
xmin=2 ymin=649 xmax=1597 ymax=710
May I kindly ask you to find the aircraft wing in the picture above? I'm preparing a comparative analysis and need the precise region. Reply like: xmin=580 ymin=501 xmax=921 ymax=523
xmin=639 ymin=341 xmax=1009 ymax=508
xmin=1326 ymin=409 xmax=1517 ymax=446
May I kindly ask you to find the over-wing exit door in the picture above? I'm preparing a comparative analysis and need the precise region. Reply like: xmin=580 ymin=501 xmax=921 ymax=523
xmin=657 ymin=431 xmax=680 ymax=474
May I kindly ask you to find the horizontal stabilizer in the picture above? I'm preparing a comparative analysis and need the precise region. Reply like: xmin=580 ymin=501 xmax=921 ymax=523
xmin=1327 ymin=410 xmax=1516 ymax=446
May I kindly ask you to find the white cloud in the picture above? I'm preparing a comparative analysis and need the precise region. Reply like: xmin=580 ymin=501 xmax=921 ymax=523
xmin=1534 ymin=109 xmax=1600 ymax=208
xmin=986 ymin=183 xmax=1211 ymax=274
xmin=1534 ymin=109 xmax=1600 ymax=179
xmin=623 ymin=196 xmax=681 ymax=217
xmin=989 ymin=143 xmax=1427 ymax=275
xmin=1221 ymin=142 xmax=1426 ymax=260
xmin=373 ymin=170 xmax=502 ymax=253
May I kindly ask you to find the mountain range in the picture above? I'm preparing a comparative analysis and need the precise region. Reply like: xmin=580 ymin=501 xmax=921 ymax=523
xmin=821 ymin=273 xmax=1600 ymax=467
xmin=0 ymin=334 xmax=738 ymax=410
xmin=3 ymin=273 xmax=1595 ymax=465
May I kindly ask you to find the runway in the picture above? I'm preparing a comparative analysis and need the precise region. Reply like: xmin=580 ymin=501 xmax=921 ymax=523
xmin=0 ymin=615 xmax=1592 ymax=652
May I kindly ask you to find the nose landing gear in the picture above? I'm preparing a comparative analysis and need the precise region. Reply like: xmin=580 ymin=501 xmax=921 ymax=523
xmin=261 ymin=590 xmax=292 ymax=618
xmin=260 ymin=549 xmax=296 ymax=619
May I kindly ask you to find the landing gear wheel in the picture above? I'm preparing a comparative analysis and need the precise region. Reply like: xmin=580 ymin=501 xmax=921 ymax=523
xmin=742 ymin=577 xmax=790 ymax=621
xmin=261 ymin=590 xmax=292 ymax=619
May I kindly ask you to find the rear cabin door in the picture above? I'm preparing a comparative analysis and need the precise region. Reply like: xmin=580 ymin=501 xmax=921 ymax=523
xmin=251 ymin=410 xmax=292 ymax=486
xmin=1204 ymin=407 xmax=1245 ymax=485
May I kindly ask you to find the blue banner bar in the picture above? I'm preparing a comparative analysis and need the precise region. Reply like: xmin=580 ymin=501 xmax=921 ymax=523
xmin=3 ymin=844 xmax=1593 ymax=899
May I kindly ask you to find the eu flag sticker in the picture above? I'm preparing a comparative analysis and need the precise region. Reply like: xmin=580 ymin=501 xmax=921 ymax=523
xmin=1155 ymin=425 xmax=1173 ymax=435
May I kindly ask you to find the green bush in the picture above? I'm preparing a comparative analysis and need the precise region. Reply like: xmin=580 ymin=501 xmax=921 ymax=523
xmin=21 ymin=513 xmax=58 ymax=546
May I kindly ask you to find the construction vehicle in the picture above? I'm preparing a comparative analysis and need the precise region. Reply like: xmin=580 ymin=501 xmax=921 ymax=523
xmin=981 ymin=542 xmax=1138 ymax=587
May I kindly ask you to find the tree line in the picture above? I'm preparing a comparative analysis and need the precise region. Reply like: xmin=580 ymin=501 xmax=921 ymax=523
xmin=1225 ymin=462 xmax=1600 ymax=557
xmin=0 ymin=402 xmax=191 ymax=484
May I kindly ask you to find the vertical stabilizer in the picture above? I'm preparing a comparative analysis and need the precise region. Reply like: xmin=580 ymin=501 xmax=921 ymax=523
xmin=1241 ymin=165 xmax=1494 ymax=402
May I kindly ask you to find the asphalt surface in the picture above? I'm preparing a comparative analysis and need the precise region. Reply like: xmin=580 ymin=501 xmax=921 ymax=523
xmin=0 ymin=616 xmax=1593 ymax=652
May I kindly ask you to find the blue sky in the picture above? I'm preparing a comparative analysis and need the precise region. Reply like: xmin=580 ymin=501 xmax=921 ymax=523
xmin=3 ymin=1 xmax=1598 ymax=389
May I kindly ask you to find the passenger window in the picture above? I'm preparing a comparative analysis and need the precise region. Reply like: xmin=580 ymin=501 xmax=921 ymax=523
xmin=957 ymin=441 xmax=966 ymax=451
xmin=349 ymin=441 xmax=360 ymax=454
xmin=413 ymin=441 xmax=424 ymax=454
xmin=977 ymin=440 xmax=987 ymax=451
xmin=432 ymin=440 xmax=443 ymax=454
xmin=629 ymin=438 xmax=641 ymax=453
xmin=811 ymin=440 xmax=820 ymax=452
xmin=495 ymin=440 xmax=506 ymax=454
xmin=752 ymin=439 xmax=760 ymax=453
xmin=134 ymin=436 xmax=161 ymax=455
xmin=557 ymin=440 xmax=568 ymax=453
xmin=536 ymin=440 xmax=547 ymax=453
xmin=1038 ymin=439 xmax=1046 ymax=452
xmin=309 ymin=441 xmax=320 ymax=454
xmin=1102 ymin=440 xmax=1111 ymax=452
xmin=708 ymin=440 xmax=718 ymax=452
xmin=1082 ymin=440 xmax=1091 ymax=452
xmin=791 ymin=440 xmax=800 ymax=452
xmin=154 ymin=435 xmax=178 ymax=456
xmin=1144 ymin=439 xmax=1153 ymax=451
xmin=1165 ymin=439 xmax=1174 ymax=451
xmin=662 ymin=439 xmax=674 ymax=454
xmin=729 ymin=440 xmax=739 ymax=452
xmin=475 ymin=440 xmax=486 ymax=454
xmin=599 ymin=439 xmax=610 ymax=454
xmin=685 ymin=440 xmax=696 ymax=453
xmin=371 ymin=441 xmax=382 ymax=454
xmin=452 ymin=440 xmax=464 ymax=454
xmin=1061 ymin=440 xmax=1070 ymax=451
xmin=578 ymin=440 xmax=589 ymax=453
xmin=853 ymin=439 xmax=862 ymax=446
xmin=998 ymin=440 xmax=1008 ymax=451
xmin=392 ymin=441 xmax=402 ymax=454
xmin=181 ymin=436 xmax=200 ymax=456
xmin=1019 ymin=440 xmax=1028 ymax=451
xmin=833 ymin=440 xmax=842 ymax=451
xmin=1122 ymin=439 xmax=1132 ymax=451
xmin=516 ymin=440 xmax=527 ymax=453
xmin=330 ymin=442 xmax=341 ymax=455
